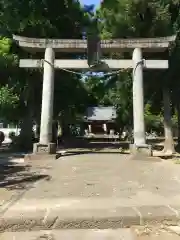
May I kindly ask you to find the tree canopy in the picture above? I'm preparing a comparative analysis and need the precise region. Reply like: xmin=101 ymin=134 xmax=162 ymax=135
xmin=0 ymin=0 xmax=180 ymax=150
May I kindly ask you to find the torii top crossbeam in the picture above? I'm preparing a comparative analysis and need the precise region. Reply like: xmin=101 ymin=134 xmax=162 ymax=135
xmin=13 ymin=35 xmax=176 ymax=53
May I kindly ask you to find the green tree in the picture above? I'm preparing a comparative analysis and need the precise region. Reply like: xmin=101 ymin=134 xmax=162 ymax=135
xmin=0 ymin=37 xmax=19 ymax=122
xmin=97 ymin=0 xmax=180 ymax=152
xmin=0 ymin=0 xmax=91 ymax=150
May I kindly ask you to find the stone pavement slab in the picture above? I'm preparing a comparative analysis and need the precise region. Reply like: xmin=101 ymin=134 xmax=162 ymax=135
xmin=133 ymin=225 xmax=180 ymax=239
xmin=0 ymin=156 xmax=26 ymax=211
xmin=0 ymin=189 xmax=16 ymax=208
xmin=0 ymin=229 xmax=134 ymax=240
xmin=0 ymin=198 xmax=179 ymax=231
xmin=1 ymin=227 xmax=180 ymax=240
xmin=0 ymin=155 xmax=48 ymax=216
xmin=22 ymin=153 xmax=180 ymax=199
xmin=1 ymin=153 xmax=180 ymax=230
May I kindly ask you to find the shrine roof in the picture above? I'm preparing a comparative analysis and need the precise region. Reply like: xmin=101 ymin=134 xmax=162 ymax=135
xmin=84 ymin=107 xmax=117 ymax=122
xmin=13 ymin=35 xmax=176 ymax=53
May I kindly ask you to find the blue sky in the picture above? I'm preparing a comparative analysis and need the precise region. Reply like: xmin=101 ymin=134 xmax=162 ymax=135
xmin=80 ymin=0 xmax=101 ymax=8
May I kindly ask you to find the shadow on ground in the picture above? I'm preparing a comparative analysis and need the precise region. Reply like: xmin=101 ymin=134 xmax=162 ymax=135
xmin=58 ymin=141 xmax=129 ymax=157
xmin=147 ymin=138 xmax=164 ymax=151
xmin=58 ymin=137 xmax=166 ymax=156
xmin=0 ymin=153 xmax=49 ymax=190
xmin=60 ymin=137 xmax=129 ymax=150
xmin=0 ymin=137 xmax=171 ymax=190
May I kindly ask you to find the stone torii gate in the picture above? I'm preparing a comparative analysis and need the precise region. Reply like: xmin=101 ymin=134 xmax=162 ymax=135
xmin=13 ymin=35 xmax=176 ymax=158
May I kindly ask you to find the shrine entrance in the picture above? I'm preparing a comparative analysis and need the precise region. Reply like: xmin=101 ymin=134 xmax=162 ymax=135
xmin=13 ymin=34 xmax=176 ymax=158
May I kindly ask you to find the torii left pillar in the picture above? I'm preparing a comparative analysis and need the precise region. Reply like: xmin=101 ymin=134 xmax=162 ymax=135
xmin=130 ymin=48 xmax=152 ymax=156
xmin=33 ymin=47 xmax=57 ymax=157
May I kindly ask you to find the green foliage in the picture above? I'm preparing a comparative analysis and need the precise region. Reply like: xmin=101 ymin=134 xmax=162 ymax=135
xmin=0 ymin=36 xmax=19 ymax=121
xmin=0 ymin=36 xmax=18 ymax=66
xmin=98 ymin=0 xmax=179 ymax=38
xmin=94 ymin=0 xmax=180 ymax=132
xmin=0 ymin=85 xmax=18 ymax=106
xmin=144 ymin=103 xmax=163 ymax=132
xmin=84 ymin=75 xmax=106 ymax=104
xmin=0 ymin=0 xmax=87 ymax=38
xmin=0 ymin=0 xmax=91 ymax=126
xmin=104 ymin=72 xmax=133 ymax=127
xmin=1 ymin=0 xmax=180 ymax=137
xmin=0 ymin=85 xmax=19 ymax=120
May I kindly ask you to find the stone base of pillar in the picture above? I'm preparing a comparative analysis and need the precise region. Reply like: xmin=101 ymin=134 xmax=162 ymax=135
xmin=24 ymin=143 xmax=57 ymax=161
xmin=33 ymin=142 xmax=56 ymax=154
xmin=129 ymin=144 xmax=152 ymax=157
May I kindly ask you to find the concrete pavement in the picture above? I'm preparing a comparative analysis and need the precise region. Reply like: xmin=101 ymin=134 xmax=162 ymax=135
xmin=1 ymin=153 xmax=180 ymax=231
xmin=1 ymin=227 xmax=180 ymax=239
xmin=0 ymin=229 xmax=135 ymax=240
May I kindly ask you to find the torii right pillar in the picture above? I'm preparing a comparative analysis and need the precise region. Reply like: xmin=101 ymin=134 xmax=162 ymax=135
xmin=130 ymin=48 xmax=152 ymax=156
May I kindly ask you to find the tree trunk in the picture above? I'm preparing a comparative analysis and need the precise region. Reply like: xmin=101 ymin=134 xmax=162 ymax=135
xmin=177 ymin=102 xmax=180 ymax=146
xmin=18 ymin=81 xmax=34 ymax=152
xmin=34 ymin=121 xmax=40 ymax=140
xmin=163 ymin=87 xmax=175 ymax=154
xmin=19 ymin=110 xmax=33 ymax=151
